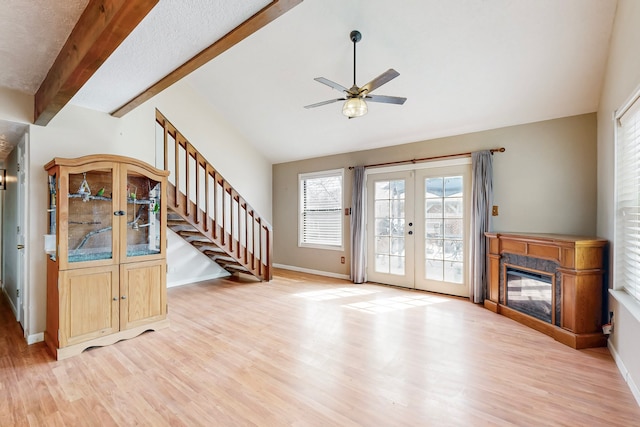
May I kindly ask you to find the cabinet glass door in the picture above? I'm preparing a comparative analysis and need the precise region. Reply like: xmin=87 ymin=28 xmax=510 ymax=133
xmin=67 ymin=168 xmax=115 ymax=263
xmin=124 ymin=170 xmax=162 ymax=258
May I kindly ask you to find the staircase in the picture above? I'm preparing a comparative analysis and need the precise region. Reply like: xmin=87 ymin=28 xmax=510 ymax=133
xmin=156 ymin=110 xmax=272 ymax=281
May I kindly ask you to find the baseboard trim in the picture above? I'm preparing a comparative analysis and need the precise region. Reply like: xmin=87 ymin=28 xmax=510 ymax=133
xmin=27 ymin=332 xmax=44 ymax=345
xmin=1 ymin=287 xmax=18 ymax=318
xmin=608 ymin=340 xmax=640 ymax=406
xmin=273 ymin=263 xmax=350 ymax=281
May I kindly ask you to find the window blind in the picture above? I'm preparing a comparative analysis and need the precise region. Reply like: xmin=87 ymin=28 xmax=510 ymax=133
xmin=616 ymin=97 xmax=640 ymax=302
xmin=300 ymin=171 xmax=343 ymax=247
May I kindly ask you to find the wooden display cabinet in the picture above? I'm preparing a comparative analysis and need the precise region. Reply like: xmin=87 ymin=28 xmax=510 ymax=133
xmin=44 ymin=155 xmax=170 ymax=360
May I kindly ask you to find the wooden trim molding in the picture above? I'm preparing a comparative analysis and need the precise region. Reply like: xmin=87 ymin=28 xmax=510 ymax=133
xmin=34 ymin=0 xmax=158 ymax=125
xmin=111 ymin=0 xmax=303 ymax=118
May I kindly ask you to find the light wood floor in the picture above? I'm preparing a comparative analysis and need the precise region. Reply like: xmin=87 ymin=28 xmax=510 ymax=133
xmin=2 ymin=269 xmax=639 ymax=426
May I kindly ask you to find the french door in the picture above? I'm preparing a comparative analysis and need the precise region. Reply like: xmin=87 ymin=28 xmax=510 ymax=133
xmin=366 ymin=164 xmax=470 ymax=297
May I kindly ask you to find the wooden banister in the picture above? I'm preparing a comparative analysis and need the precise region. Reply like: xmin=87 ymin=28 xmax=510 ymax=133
xmin=155 ymin=110 xmax=273 ymax=281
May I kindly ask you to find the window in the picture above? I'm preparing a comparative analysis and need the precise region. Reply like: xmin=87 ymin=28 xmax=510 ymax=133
xmin=615 ymin=93 xmax=640 ymax=302
xmin=299 ymin=169 xmax=344 ymax=249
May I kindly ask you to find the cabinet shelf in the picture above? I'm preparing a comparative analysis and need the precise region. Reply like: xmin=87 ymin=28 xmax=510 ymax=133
xmin=68 ymin=193 xmax=155 ymax=205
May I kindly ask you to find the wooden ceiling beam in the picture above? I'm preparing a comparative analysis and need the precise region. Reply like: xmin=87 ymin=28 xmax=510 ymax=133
xmin=110 ymin=0 xmax=303 ymax=118
xmin=34 ymin=0 xmax=158 ymax=126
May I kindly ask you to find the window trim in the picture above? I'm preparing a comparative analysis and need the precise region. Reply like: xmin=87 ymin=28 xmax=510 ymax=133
xmin=613 ymin=83 xmax=640 ymax=304
xmin=298 ymin=168 xmax=344 ymax=251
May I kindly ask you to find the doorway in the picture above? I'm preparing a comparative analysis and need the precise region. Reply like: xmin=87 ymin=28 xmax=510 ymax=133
xmin=366 ymin=161 xmax=470 ymax=297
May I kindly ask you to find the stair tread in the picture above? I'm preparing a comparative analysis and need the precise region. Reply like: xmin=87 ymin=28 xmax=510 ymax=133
xmin=177 ymin=230 xmax=208 ymax=237
xmin=223 ymin=264 xmax=249 ymax=272
xmin=191 ymin=240 xmax=219 ymax=247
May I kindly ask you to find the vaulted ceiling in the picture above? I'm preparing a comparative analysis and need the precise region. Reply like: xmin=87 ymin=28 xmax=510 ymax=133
xmin=0 ymin=0 xmax=618 ymax=163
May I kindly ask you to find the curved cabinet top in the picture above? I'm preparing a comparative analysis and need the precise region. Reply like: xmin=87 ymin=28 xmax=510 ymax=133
xmin=44 ymin=154 xmax=169 ymax=177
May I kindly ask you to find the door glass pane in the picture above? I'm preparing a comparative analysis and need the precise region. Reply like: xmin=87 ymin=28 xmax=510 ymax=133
xmin=425 ymin=259 xmax=443 ymax=280
xmin=375 ymin=236 xmax=390 ymax=254
xmin=375 ymin=254 xmax=390 ymax=274
xmin=390 ymin=218 xmax=405 ymax=236
xmin=426 ymin=219 xmax=443 ymax=238
xmin=444 ymin=176 xmax=463 ymax=197
xmin=375 ymin=200 xmax=390 ymax=218
xmin=67 ymin=169 xmax=113 ymax=262
xmin=390 ymin=238 xmax=404 ymax=256
xmin=46 ymin=174 xmax=57 ymax=260
xmin=425 ymin=199 xmax=442 ymax=218
xmin=444 ymin=219 xmax=463 ymax=239
xmin=425 ymin=178 xmax=443 ymax=198
xmin=126 ymin=171 xmax=161 ymax=257
xmin=374 ymin=179 xmax=406 ymax=276
xmin=424 ymin=176 xmax=464 ymax=283
xmin=425 ymin=239 xmax=443 ymax=260
xmin=444 ymin=261 xmax=463 ymax=283
xmin=390 ymin=256 xmax=405 ymax=275
xmin=444 ymin=198 xmax=462 ymax=217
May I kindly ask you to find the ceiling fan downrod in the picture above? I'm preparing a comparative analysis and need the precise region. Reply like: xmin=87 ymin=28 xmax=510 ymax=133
xmin=350 ymin=30 xmax=361 ymax=90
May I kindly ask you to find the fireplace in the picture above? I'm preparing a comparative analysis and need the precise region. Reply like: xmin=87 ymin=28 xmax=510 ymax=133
xmin=484 ymin=232 xmax=608 ymax=349
xmin=505 ymin=267 xmax=553 ymax=324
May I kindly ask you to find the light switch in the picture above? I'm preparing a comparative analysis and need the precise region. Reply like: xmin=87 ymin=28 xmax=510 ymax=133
xmin=492 ymin=205 xmax=499 ymax=216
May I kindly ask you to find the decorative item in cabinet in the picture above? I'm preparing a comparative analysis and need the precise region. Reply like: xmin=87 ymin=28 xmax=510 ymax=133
xmin=44 ymin=154 xmax=170 ymax=360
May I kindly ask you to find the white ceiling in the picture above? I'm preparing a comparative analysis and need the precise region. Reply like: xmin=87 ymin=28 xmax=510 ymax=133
xmin=0 ymin=0 xmax=618 ymax=164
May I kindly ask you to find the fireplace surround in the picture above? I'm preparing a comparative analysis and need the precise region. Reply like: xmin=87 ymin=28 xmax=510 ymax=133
xmin=484 ymin=232 xmax=608 ymax=349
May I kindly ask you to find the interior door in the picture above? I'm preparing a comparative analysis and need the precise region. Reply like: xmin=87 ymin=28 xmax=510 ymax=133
xmin=17 ymin=139 xmax=26 ymax=327
xmin=366 ymin=163 xmax=470 ymax=297
xmin=414 ymin=166 xmax=470 ymax=297
xmin=366 ymin=171 xmax=415 ymax=287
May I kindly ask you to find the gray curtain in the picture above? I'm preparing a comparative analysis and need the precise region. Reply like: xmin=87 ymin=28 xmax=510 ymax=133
xmin=470 ymin=151 xmax=493 ymax=303
xmin=350 ymin=166 xmax=366 ymax=283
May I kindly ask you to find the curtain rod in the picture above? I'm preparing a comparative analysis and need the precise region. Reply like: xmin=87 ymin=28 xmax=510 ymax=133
xmin=348 ymin=147 xmax=505 ymax=170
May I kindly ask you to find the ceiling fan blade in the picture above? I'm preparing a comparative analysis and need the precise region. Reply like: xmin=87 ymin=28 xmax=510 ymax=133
xmin=360 ymin=69 xmax=400 ymax=95
xmin=314 ymin=77 xmax=348 ymax=93
xmin=365 ymin=94 xmax=407 ymax=105
xmin=304 ymin=98 xmax=346 ymax=109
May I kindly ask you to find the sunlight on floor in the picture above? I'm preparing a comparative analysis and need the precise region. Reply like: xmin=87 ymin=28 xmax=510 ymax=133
xmin=293 ymin=287 xmax=380 ymax=301
xmin=343 ymin=294 xmax=449 ymax=314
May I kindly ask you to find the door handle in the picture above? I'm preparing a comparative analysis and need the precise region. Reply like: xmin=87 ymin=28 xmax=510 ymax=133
xmin=17 ymin=244 xmax=24 ymax=249
xmin=114 ymin=210 xmax=125 ymax=216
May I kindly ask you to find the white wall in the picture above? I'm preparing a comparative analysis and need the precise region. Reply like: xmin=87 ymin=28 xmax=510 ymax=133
xmin=597 ymin=0 xmax=640 ymax=405
xmin=166 ymin=229 xmax=229 ymax=287
xmin=25 ymin=79 xmax=272 ymax=339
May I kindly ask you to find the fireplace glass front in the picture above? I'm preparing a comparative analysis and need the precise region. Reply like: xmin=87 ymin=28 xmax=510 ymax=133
xmin=506 ymin=267 xmax=553 ymax=323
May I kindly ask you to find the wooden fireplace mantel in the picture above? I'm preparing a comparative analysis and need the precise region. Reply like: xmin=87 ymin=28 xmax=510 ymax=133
xmin=484 ymin=232 xmax=608 ymax=349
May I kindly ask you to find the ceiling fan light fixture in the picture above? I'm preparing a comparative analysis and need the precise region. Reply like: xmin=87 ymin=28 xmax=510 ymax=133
xmin=342 ymin=97 xmax=368 ymax=118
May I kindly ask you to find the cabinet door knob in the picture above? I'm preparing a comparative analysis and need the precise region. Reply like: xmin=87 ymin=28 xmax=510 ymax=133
xmin=113 ymin=297 xmax=118 ymax=301
xmin=121 ymin=295 xmax=127 ymax=299
xmin=114 ymin=210 xmax=125 ymax=216
xmin=408 ymin=230 xmax=413 ymax=235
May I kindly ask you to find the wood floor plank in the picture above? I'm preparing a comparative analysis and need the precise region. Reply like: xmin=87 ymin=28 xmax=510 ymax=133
xmin=1 ymin=268 xmax=639 ymax=426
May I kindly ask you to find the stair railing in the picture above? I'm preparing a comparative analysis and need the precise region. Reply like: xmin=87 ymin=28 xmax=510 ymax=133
xmin=155 ymin=110 xmax=272 ymax=281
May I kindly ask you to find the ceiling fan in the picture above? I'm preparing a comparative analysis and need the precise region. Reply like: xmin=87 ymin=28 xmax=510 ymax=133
xmin=304 ymin=30 xmax=407 ymax=118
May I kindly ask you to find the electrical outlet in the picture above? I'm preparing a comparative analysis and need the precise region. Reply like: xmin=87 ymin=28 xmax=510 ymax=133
xmin=492 ymin=205 xmax=499 ymax=216
xmin=340 ymin=256 xmax=345 ymax=264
